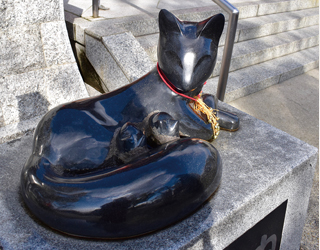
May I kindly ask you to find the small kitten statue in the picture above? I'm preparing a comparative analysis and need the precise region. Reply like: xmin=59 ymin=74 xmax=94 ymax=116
xmin=20 ymin=9 xmax=239 ymax=239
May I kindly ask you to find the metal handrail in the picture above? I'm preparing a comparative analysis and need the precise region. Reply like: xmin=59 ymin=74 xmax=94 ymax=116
xmin=92 ymin=0 xmax=99 ymax=18
xmin=213 ymin=0 xmax=239 ymax=102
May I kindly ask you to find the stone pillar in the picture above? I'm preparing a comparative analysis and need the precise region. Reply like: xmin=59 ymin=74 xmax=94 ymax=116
xmin=0 ymin=0 xmax=89 ymax=143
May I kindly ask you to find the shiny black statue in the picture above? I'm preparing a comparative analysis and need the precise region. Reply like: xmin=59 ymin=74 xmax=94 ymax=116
xmin=20 ymin=9 xmax=239 ymax=239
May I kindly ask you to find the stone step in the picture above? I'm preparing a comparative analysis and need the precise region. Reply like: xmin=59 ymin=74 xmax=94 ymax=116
xmin=203 ymin=46 xmax=319 ymax=103
xmin=79 ymin=0 xmax=318 ymax=41
xmin=138 ymin=25 xmax=319 ymax=79
xmin=137 ymin=8 xmax=319 ymax=62
xmin=213 ymin=24 xmax=319 ymax=77
xmin=71 ymin=0 xmax=319 ymax=47
xmin=82 ymin=2 xmax=319 ymax=99
xmin=65 ymin=0 xmax=318 ymax=21
xmin=236 ymin=7 xmax=318 ymax=43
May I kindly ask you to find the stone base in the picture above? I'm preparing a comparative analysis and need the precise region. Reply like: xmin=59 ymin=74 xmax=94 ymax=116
xmin=0 ymin=0 xmax=89 ymax=144
xmin=0 ymin=102 xmax=317 ymax=250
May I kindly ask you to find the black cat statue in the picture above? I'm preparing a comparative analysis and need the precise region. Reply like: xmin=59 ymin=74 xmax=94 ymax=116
xmin=20 ymin=9 xmax=239 ymax=239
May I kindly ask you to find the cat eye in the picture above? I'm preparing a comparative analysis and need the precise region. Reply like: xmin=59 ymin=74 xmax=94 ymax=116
xmin=195 ymin=55 xmax=211 ymax=69
xmin=165 ymin=50 xmax=183 ymax=68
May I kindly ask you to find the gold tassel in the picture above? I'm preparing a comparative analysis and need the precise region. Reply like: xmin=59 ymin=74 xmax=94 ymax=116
xmin=192 ymin=94 xmax=220 ymax=140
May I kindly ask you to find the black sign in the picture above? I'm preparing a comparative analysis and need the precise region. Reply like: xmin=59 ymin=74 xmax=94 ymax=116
xmin=225 ymin=200 xmax=288 ymax=250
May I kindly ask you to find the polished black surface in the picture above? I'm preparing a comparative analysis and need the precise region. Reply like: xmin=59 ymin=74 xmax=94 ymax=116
xmin=20 ymin=9 xmax=239 ymax=238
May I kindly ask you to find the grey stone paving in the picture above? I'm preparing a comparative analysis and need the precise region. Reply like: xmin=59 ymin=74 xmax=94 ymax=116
xmin=229 ymin=68 xmax=319 ymax=250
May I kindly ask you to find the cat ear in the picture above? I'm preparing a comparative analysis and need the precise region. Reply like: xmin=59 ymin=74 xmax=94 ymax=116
xmin=158 ymin=9 xmax=181 ymax=35
xmin=200 ymin=13 xmax=225 ymax=46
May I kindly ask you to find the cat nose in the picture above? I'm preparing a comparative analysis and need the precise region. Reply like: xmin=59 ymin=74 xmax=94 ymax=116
xmin=182 ymin=52 xmax=195 ymax=88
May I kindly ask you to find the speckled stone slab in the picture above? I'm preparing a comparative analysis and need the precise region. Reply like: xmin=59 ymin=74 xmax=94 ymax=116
xmin=0 ymin=102 xmax=316 ymax=250
xmin=85 ymin=34 xmax=130 ymax=92
xmin=102 ymin=32 xmax=154 ymax=83
xmin=0 ymin=0 xmax=88 ymax=143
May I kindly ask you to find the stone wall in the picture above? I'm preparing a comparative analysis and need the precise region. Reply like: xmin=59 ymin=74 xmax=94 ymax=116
xmin=0 ymin=0 xmax=89 ymax=143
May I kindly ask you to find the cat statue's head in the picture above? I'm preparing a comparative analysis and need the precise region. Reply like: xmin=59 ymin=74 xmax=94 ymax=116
xmin=157 ymin=10 xmax=225 ymax=97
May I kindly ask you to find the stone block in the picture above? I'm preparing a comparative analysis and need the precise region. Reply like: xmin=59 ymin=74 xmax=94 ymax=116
xmin=65 ymin=15 xmax=92 ymax=46
xmin=84 ymin=22 xmax=127 ymax=41
xmin=137 ymin=33 xmax=159 ymax=63
xmin=85 ymin=34 xmax=129 ymax=92
xmin=0 ymin=24 xmax=46 ymax=76
xmin=0 ymin=0 xmax=16 ymax=29
xmin=121 ymin=16 xmax=159 ymax=38
xmin=0 ymin=70 xmax=45 ymax=126
xmin=14 ymin=0 xmax=63 ymax=26
xmin=43 ymin=64 xmax=88 ymax=109
xmin=0 ymin=102 xmax=317 ymax=249
xmin=73 ymin=42 xmax=105 ymax=93
xmin=41 ymin=21 xmax=75 ymax=66
xmin=102 ymin=32 xmax=154 ymax=82
xmin=0 ymin=63 xmax=87 ymax=126
xmin=0 ymin=0 xmax=89 ymax=144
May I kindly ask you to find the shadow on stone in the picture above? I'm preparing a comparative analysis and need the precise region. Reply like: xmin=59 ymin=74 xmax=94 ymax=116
xmin=17 ymin=92 xmax=50 ymax=122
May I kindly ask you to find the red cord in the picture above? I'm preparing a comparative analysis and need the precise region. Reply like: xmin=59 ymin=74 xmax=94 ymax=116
xmin=157 ymin=63 xmax=206 ymax=102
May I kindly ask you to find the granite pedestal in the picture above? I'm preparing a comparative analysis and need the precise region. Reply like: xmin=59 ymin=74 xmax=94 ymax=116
xmin=0 ymin=102 xmax=316 ymax=250
xmin=0 ymin=0 xmax=88 ymax=144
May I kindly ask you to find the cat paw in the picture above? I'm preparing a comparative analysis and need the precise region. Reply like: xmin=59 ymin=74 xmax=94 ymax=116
xmin=117 ymin=123 xmax=146 ymax=153
xmin=147 ymin=112 xmax=180 ymax=146
xmin=202 ymin=94 xmax=239 ymax=131
xmin=216 ymin=110 xmax=239 ymax=131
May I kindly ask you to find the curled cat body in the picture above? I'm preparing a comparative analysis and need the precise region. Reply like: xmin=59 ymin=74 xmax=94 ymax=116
xmin=21 ymin=9 xmax=239 ymax=239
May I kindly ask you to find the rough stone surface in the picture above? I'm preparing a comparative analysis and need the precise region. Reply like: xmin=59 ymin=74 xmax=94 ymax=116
xmin=238 ymin=8 xmax=319 ymax=42
xmin=257 ymin=0 xmax=318 ymax=16
xmin=0 ymin=102 xmax=316 ymax=249
xmin=41 ymin=21 xmax=75 ymax=66
xmin=43 ymin=64 xmax=88 ymax=109
xmin=85 ymin=34 xmax=129 ymax=92
xmin=0 ymin=0 xmax=89 ymax=143
xmin=0 ymin=0 xmax=16 ymax=30
xmin=213 ymin=25 xmax=319 ymax=77
xmin=1 ymin=0 xmax=63 ymax=29
xmin=203 ymin=46 xmax=319 ymax=103
xmin=0 ymin=24 xmax=46 ymax=76
xmin=72 ymin=42 xmax=105 ymax=93
xmin=229 ymin=69 xmax=319 ymax=250
xmin=102 ymin=32 xmax=154 ymax=82
xmin=14 ymin=0 xmax=63 ymax=26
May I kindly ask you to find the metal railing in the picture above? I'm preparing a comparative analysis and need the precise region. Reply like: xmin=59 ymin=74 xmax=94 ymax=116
xmin=213 ymin=0 xmax=239 ymax=102
xmin=92 ymin=0 xmax=99 ymax=18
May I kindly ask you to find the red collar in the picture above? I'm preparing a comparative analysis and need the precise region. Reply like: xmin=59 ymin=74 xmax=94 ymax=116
xmin=157 ymin=63 xmax=205 ymax=102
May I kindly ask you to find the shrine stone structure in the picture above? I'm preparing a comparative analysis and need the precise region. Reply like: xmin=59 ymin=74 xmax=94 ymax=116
xmin=0 ymin=0 xmax=318 ymax=249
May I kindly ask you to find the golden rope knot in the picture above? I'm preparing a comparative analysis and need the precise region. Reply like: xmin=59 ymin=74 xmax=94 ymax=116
xmin=192 ymin=95 xmax=220 ymax=140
